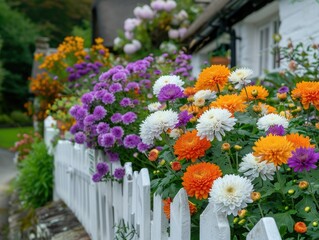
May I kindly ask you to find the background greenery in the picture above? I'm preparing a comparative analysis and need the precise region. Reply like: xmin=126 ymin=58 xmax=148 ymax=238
xmin=0 ymin=126 xmax=33 ymax=149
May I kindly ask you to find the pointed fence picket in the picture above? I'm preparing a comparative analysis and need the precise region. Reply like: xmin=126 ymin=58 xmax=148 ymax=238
xmin=44 ymin=121 xmax=282 ymax=240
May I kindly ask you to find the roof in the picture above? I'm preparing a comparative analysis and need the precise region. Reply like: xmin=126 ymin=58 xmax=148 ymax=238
xmin=183 ymin=0 xmax=274 ymax=53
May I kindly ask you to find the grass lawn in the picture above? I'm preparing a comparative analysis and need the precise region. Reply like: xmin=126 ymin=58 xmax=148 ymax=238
xmin=0 ymin=127 xmax=34 ymax=149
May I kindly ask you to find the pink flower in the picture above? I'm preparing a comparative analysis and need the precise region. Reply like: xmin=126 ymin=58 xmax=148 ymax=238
xmin=134 ymin=5 xmax=154 ymax=19
xmin=168 ymin=29 xmax=179 ymax=39
xmin=179 ymin=28 xmax=187 ymax=39
xmin=164 ymin=0 xmax=177 ymax=11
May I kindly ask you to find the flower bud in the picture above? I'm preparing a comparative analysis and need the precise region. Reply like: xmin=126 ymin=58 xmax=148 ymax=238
xmin=148 ymin=149 xmax=159 ymax=161
xmin=277 ymin=93 xmax=287 ymax=101
xmin=160 ymin=159 xmax=166 ymax=165
xmin=304 ymin=206 xmax=311 ymax=213
xmin=238 ymin=209 xmax=247 ymax=218
xmin=251 ymin=89 xmax=258 ymax=97
xmin=284 ymin=206 xmax=289 ymax=210
xmin=287 ymin=168 xmax=292 ymax=172
xmin=251 ymin=192 xmax=261 ymax=202
xmin=233 ymin=217 xmax=239 ymax=224
xmin=234 ymin=145 xmax=242 ymax=151
xmin=298 ymin=181 xmax=309 ymax=190
xmin=252 ymin=105 xmax=262 ymax=113
xmin=171 ymin=161 xmax=182 ymax=171
xmin=312 ymin=221 xmax=318 ymax=227
xmin=238 ymin=219 xmax=246 ymax=225
xmin=316 ymin=123 xmax=319 ymax=130
xmin=288 ymin=189 xmax=295 ymax=195
xmin=187 ymin=96 xmax=194 ymax=102
xmin=228 ymin=85 xmax=234 ymax=92
xmin=222 ymin=143 xmax=231 ymax=151
xmin=190 ymin=116 xmax=197 ymax=123
xmin=288 ymin=103 xmax=295 ymax=108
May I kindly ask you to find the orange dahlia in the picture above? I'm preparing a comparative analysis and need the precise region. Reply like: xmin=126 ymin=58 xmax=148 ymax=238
xmin=286 ymin=133 xmax=315 ymax=149
xmin=174 ymin=130 xmax=211 ymax=162
xmin=210 ymin=94 xmax=247 ymax=115
xmin=240 ymin=86 xmax=269 ymax=101
xmin=182 ymin=162 xmax=222 ymax=200
xmin=195 ymin=65 xmax=230 ymax=92
xmin=163 ymin=198 xmax=197 ymax=219
xmin=253 ymin=135 xmax=294 ymax=166
xmin=292 ymin=81 xmax=319 ymax=110
xmin=184 ymin=87 xmax=197 ymax=97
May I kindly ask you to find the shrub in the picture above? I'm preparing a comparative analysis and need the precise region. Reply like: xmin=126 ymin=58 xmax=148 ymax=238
xmin=10 ymin=110 xmax=32 ymax=125
xmin=0 ymin=114 xmax=13 ymax=125
xmin=16 ymin=141 xmax=53 ymax=209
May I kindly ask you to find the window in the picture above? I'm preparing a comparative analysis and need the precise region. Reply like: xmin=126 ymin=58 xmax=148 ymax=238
xmin=258 ymin=18 xmax=280 ymax=75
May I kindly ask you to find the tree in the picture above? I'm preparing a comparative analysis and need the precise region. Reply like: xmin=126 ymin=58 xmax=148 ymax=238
xmin=9 ymin=0 xmax=92 ymax=47
xmin=0 ymin=0 xmax=38 ymax=112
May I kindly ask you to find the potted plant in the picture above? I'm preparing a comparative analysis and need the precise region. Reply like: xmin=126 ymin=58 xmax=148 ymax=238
xmin=210 ymin=46 xmax=230 ymax=66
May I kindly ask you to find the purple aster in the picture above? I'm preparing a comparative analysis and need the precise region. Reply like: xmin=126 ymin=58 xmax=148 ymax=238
xmin=111 ymin=113 xmax=122 ymax=123
xmin=288 ymin=147 xmax=319 ymax=172
xmin=111 ymin=126 xmax=124 ymax=139
xmin=175 ymin=110 xmax=193 ymax=128
xmin=109 ymin=83 xmax=123 ymax=93
xmin=125 ymin=82 xmax=139 ymax=91
xmin=154 ymin=69 xmax=161 ymax=75
xmin=266 ymin=125 xmax=285 ymax=136
xmin=69 ymin=105 xmax=80 ymax=117
xmin=99 ymin=133 xmax=116 ymax=148
xmin=132 ymin=99 xmax=139 ymax=105
xmin=158 ymin=84 xmax=184 ymax=102
xmin=81 ymin=93 xmax=94 ymax=105
xmin=106 ymin=152 xmax=120 ymax=162
xmin=102 ymin=92 xmax=115 ymax=104
xmin=139 ymin=79 xmax=151 ymax=89
xmin=94 ymin=82 xmax=108 ymax=91
xmin=122 ymin=112 xmax=137 ymax=125
xmin=93 ymin=106 xmax=107 ymax=120
xmin=70 ymin=123 xmax=79 ymax=135
xmin=94 ymin=90 xmax=108 ymax=100
xmin=123 ymin=134 xmax=141 ymax=149
xmin=112 ymin=71 xmax=127 ymax=82
xmin=278 ymin=86 xmax=289 ymax=94
xmin=96 ymin=122 xmax=110 ymax=134
xmin=96 ymin=162 xmax=109 ymax=175
xmin=137 ymin=142 xmax=150 ymax=152
xmin=84 ymin=114 xmax=96 ymax=126
xmin=92 ymin=173 xmax=103 ymax=182
xmin=120 ymin=97 xmax=132 ymax=107
xmin=74 ymin=132 xmax=86 ymax=144
xmin=113 ymin=168 xmax=125 ymax=180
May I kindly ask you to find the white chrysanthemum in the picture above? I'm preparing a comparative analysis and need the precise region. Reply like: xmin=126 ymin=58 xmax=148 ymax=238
xmin=194 ymin=97 xmax=205 ymax=107
xmin=196 ymin=108 xmax=237 ymax=141
xmin=257 ymin=113 xmax=289 ymax=131
xmin=239 ymin=153 xmax=276 ymax=180
xmin=229 ymin=68 xmax=253 ymax=89
xmin=209 ymin=174 xmax=254 ymax=216
xmin=153 ymin=75 xmax=184 ymax=96
xmin=194 ymin=90 xmax=216 ymax=101
xmin=147 ymin=102 xmax=162 ymax=112
xmin=140 ymin=110 xmax=179 ymax=145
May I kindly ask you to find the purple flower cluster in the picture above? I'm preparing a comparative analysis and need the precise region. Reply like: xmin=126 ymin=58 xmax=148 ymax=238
xmin=278 ymin=86 xmax=289 ymax=94
xmin=175 ymin=110 xmax=193 ymax=128
xmin=114 ymin=167 xmax=125 ymax=179
xmin=92 ymin=162 xmax=109 ymax=183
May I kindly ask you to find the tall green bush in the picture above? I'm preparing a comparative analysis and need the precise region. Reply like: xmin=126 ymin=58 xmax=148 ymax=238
xmin=16 ymin=141 xmax=53 ymax=209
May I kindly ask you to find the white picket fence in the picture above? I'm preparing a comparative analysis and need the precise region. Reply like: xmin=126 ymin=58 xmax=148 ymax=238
xmin=44 ymin=118 xmax=282 ymax=240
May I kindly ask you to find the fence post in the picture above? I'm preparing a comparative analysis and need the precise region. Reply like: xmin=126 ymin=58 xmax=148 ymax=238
xmin=151 ymin=194 xmax=169 ymax=240
xmin=246 ymin=217 xmax=282 ymax=240
xmin=200 ymin=202 xmax=230 ymax=240
xmin=170 ymin=188 xmax=191 ymax=240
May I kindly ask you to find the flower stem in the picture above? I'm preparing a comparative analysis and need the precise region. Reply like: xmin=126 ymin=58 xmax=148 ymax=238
xmin=276 ymin=166 xmax=286 ymax=200
xmin=243 ymin=84 xmax=249 ymax=100
xmin=225 ymin=153 xmax=234 ymax=173
xmin=305 ymin=172 xmax=319 ymax=209
xmin=257 ymin=203 xmax=264 ymax=218
xmin=216 ymin=84 xmax=221 ymax=94
xmin=235 ymin=152 xmax=239 ymax=172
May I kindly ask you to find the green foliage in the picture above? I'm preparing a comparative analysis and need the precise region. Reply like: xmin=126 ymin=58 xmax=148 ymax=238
xmin=9 ymin=0 xmax=91 ymax=47
xmin=16 ymin=141 xmax=53 ymax=209
xmin=0 ymin=126 xmax=33 ymax=149
xmin=0 ymin=114 xmax=13 ymax=125
xmin=0 ymin=0 xmax=38 ymax=112
xmin=10 ymin=110 xmax=32 ymax=125
xmin=71 ymin=20 xmax=92 ymax=48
